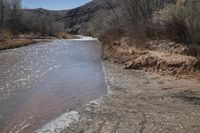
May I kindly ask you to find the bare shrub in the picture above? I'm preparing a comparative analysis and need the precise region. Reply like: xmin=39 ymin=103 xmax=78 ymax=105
xmin=89 ymin=10 xmax=123 ymax=44
xmin=0 ymin=0 xmax=7 ymax=28
xmin=49 ymin=22 xmax=65 ymax=36
xmin=117 ymin=0 xmax=175 ymax=48
xmin=89 ymin=0 xmax=124 ymax=45
xmin=7 ymin=0 xmax=22 ymax=33
xmin=162 ymin=0 xmax=200 ymax=45
xmin=0 ymin=29 xmax=13 ymax=39
xmin=0 ymin=0 xmax=65 ymax=37
xmin=0 ymin=0 xmax=23 ymax=35
xmin=27 ymin=15 xmax=64 ymax=37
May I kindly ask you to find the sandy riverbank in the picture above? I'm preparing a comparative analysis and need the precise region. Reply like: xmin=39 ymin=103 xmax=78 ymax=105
xmin=62 ymin=61 xmax=200 ymax=133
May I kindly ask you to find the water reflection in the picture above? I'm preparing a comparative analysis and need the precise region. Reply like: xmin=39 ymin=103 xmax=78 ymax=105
xmin=0 ymin=39 xmax=106 ymax=132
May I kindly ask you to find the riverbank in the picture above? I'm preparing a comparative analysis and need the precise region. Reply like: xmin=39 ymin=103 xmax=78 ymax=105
xmin=0 ymin=39 xmax=37 ymax=50
xmin=102 ymin=39 xmax=200 ymax=81
xmin=0 ymin=33 xmax=78 ymax=51
xmin=61 ymin=61 xmax=200 ymax=133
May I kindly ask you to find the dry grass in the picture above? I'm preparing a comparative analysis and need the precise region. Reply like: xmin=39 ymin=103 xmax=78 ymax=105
xmin=103 ymin=38 xmax=200 ymax=81
xmin=0 ymin=32 xmax=78 ymax=51
xmin=0 ymin=39 xmax=35 ymax=50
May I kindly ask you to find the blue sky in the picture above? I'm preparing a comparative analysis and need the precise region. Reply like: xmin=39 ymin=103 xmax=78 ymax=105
xmin=22 ymin=0 xmax=92 ymax=10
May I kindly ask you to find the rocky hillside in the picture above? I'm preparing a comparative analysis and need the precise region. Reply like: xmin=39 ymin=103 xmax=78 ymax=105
xmin=22 ymin=0 xmax=113 ymax=35
xmin=61 ymin=0 xmax=113 ymax=34
xmin=22 ymin=8 xmax=67 ymax=22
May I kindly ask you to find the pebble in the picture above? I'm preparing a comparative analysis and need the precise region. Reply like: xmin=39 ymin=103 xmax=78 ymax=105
xmin=0 ymin=115 xmax=2 ymax=119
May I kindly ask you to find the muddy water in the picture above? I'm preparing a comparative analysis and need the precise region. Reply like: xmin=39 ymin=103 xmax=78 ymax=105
xmin=0 ymin=38 xmax=107 ymax=132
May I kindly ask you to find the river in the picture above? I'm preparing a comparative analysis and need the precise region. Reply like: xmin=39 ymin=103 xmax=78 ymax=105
xmin=0 ymin=37 xmax=107 ymax=132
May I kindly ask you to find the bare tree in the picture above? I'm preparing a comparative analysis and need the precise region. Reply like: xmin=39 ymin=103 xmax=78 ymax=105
xmin=117 ymin=0 xmax=175 ymax=47
xmin=7 ymin=0 xmax=22 ymax=33
xmin=104 ymin=0 xmax=119 ymax=24
xmin=0 ymin=0 xmax=8 ymax=28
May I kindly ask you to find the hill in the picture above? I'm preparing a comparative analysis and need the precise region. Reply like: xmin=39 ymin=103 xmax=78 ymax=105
xmin=22 ymin=0 xmax=113 ymax=35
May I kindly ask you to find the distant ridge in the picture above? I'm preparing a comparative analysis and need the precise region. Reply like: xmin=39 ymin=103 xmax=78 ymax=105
xmin=22 ymin=0 xmax=114 ymax=35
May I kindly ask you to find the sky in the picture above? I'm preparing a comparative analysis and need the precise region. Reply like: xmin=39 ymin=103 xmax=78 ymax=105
xmin=22 ymin=0 xmax=92 ymax=10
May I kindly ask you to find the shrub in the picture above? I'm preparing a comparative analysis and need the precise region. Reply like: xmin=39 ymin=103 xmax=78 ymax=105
xmin=0 ymin=29 xmax=13 ymax=39
xmin=162 ymin=0 xmax=200 ymax=45
xmin=89 ymin=9 xmax=123 ymax=46
xmin=117 ymin=0 xmax=175 ymax=48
